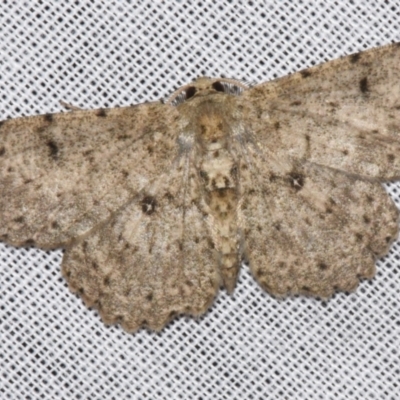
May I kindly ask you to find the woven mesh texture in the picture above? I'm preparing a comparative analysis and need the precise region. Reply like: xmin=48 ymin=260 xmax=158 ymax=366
xmin=1 ymin=2 xmax=400 ymax=399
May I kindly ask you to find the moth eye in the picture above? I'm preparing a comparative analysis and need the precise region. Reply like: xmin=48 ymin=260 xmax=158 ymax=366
xmin=185 ymin=86 xmax=197 ymax=99
xmin=212 ymin=81 xmax=225 ymax=92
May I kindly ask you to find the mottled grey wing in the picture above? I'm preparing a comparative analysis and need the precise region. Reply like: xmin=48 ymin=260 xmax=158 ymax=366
xmin=239 ymin=42 xmax=400 ymax=297
xmin=243 ymin=42 xmax=400 ymax=180
xmin=62 ymin=159 xmax=220 ymax=332
xmin=0 ymin=103 xmax=178 ymax=248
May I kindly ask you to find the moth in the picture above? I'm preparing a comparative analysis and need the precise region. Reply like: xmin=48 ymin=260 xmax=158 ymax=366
xmin=1 ymin=42 xmax=399 ymax=331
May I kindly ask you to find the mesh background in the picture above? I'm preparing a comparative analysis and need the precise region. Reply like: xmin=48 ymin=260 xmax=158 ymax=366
xmin=1 ymin=1 xmax=400 ymax=399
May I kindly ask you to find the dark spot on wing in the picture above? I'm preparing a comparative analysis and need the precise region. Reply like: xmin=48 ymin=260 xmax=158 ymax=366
xmin=212 ymin=81 xmax=225 ymax=92
xmin=95 ymin=109 xmax=107 ymax=117
xmin=103 ymin=276 xmax=111 ymax=286
xmin=290 ymin=100 xmax=302 ymax=106
xmin=274 ymin=121 xmax=281 ymax=130
xmin=350 ymin=53 xmax=361 ymax=63
xmin=255 ymin=268 xmax=267 ymax=278
xmin=277 ymin=262 xmax=286 ymax=269
xmin=117 ymin=134 xmax=130 ymax=140
xmin=46 ymin=140 xmax=59 ymax=160
xmin=318 ymin=262 xmax=328 ymax=271
xmin=342 ymin=149 xmax=349 ymax=155
xmin=185 ymin=86 xmax=197 ymax=99
xmin=14 ymin=216 xmax=25 ymax=223
xmin=0 ymin=146 xmax=5 ymax=156
xmin=199 ymin=170 xmax=209 ymax=184
xmin=304 ymin=134 xmax=311 ymax=154
xmin=116 ymin=315 xmax=124 ymax=323
xmin=300 ymin=70 xmax=312 ymax=78
xmin=359 ymin=77 xmax=369 ymax=94
xmin=141 ymin=195 xmax=157 ymax=215
xmin=24 ymin=239 xmax=35 ymax=247
xmin=269 ymin=173 xmax=278 ymax=182
xmin=385 ymin=236 xmax=392 ymax=243
xmin=44 ymin=113 xmax=54 ymax=122
xmin=288 ymin=172 xmax=305 ymax=191
xmin=92 ymin=262 xmax=99 ymax=270
xmin=366 ymin=195 xmax=374 ymax=203
xmin=355 ymin=233 xmax=363 ymax=242
xmin=327 ymin=101 xmax=339 ymax=109
xmin=163 ymin=191 xmax=174 ymax=201
xmin=363 ymin=215 xmax=371 ymax=224
xmin=387 ymin=154 xmax=395 ymax=163
xmin=147 ymin=145 xmax=154 ymax=154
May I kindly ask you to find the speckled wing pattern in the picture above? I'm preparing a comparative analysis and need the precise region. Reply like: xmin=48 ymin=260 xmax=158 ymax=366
xmin=0 ymin=103 xmax=220 ymax=330
xmin=241 ymin=42 xmax=400 ymax=296
xmin=0 ymin=104 xmax=179 ymax=247
xmin=62 ymin=160 xmax=219 ymax=331
xmin=1 ymin=42 xmax=399 ymax=332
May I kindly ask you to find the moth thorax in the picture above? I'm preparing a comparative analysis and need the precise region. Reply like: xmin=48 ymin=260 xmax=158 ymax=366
xmin=197 ymin=112 xmax=230 ymax=148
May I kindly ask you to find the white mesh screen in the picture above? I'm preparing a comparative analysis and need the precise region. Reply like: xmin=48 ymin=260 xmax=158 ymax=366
xmin=1 ymin=2 xmax=400 ymax=399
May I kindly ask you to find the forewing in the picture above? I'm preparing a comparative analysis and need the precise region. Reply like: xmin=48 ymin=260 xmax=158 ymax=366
xmin=244 ymin=42 xmax=400 ymax=180
xmin=240 ymin=150 xmax=399 ymax=298
xmin=0 ymin=103 xmax=178 ymax=248
xmin=61 ymin=158 xmax=220 ymax=332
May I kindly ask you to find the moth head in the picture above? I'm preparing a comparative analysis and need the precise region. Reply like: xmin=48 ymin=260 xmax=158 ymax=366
xmin=166 ymin=77 xmax=249 ymax=106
